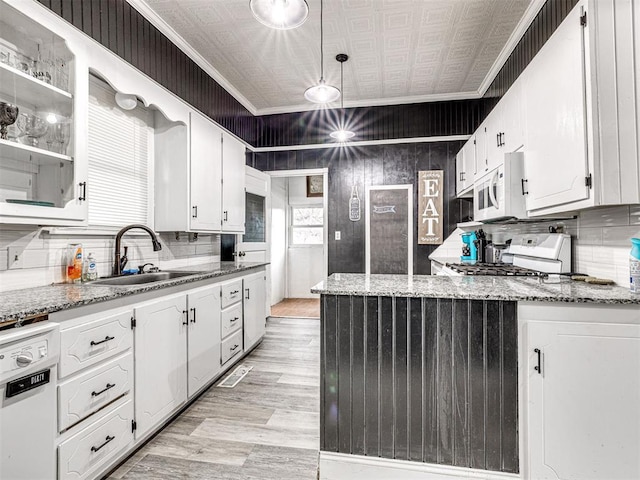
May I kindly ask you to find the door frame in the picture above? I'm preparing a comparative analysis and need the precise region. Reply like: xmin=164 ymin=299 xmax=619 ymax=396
xmin=365 ymin=184 xmax=413 ymax=275
xmin=267 ymin=168 xmax=329 ymax=294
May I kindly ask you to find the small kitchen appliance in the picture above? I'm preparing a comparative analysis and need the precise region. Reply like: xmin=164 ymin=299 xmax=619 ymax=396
xmin=445 ymin=233 xmax=571 ymax=276
xmin=460 ymin=231 xmax=478 ymax=263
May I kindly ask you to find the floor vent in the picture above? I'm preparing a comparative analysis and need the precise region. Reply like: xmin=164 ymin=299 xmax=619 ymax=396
xmin=216 ymin=364 xmax=253 ymax=388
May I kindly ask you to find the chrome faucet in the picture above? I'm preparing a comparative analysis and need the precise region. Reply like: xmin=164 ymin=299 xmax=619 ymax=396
xmin=113 ymin=224 xmax=162 ymax=276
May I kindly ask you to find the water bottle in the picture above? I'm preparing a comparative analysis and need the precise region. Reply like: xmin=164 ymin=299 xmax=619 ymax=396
xmin=631 ymin=238 xmax=640 ymax=294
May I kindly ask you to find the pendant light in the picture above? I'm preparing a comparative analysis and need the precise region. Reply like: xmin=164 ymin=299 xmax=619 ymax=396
xmin=250 ymin=0 xmax=309 ymax=30
xmin=330 ymin=53 xmax=355 ymax=141
xmin=304 ymin=0 xmax=340 ymax=104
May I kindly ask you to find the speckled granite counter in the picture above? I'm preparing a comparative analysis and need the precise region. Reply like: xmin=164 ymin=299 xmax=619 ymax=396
xmin=311 ymin=273 xmax=640 ymax=304
xmin=0 ymin=262 xmax=267 ymax=324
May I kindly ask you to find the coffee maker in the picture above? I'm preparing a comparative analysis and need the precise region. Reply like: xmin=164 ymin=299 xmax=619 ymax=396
xmin=461 ymin=232 xmax=478 ymax=263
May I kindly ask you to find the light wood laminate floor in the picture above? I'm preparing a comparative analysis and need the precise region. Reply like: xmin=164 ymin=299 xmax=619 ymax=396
xmin=271 ymin=298 xmax=320 ymax=319
xmin=108 ymin=317 xmax=320 ymax=479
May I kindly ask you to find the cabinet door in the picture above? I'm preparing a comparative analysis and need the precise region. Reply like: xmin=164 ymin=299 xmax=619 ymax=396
xmin=522 ymin=5 xmax=589 ymax=211
xmin=187 ymin=285 xmax=221 ymax=397
xmin=501 ymin=79 xmax=524 ymax=153
xmin=190 ymin=112 xmax=222 ymax=231
xmin=134 ymin=294 xmax=187 ymax=439
xmin=485 ymin=104 xmax=503 ymax=172
xmin=474 ymin=123 xmax=488 ymax=178
xmin=243 ymin=271 xmax=266 ymax=351
xmin=221 ymin=132 xmax=246 ymax=233
xmin=527 ymin=321 xmax=640 ymax=480
xmin=455 ymin=149 xmax=465 ymax=195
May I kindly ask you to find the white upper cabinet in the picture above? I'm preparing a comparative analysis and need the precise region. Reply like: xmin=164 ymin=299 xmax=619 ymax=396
xmin=0 ymin=1 xmax=87 ymax=225
xmin=522 ymin=3 xmax=590 ymax=212
xmin=190 ymin=112 xmax=222 ymax=231
xmin=221 ymin=131 xmax=246 ymax=233
xmin=456 ymin=136 xmax=475 ymax=196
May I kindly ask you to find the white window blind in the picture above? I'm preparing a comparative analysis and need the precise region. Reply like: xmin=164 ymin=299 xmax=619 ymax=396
xmin=87 ymin=76 xmax=153 ymax=227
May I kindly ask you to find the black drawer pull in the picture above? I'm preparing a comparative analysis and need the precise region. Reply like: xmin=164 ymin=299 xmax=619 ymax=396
xmin=230 ymin=344 xmax=239 ymax=351
xmin=90 ymin=336 xmax=115 ymax=346
xmin=230 ymin=317 xmax=239 ymax=323
xmin=91 ymin=435 xmax=115 ymax=453
xmin=91 ymin=383 xmax=115 ymax=397
xmin=230 ymin=290 xmax=239 ymax=295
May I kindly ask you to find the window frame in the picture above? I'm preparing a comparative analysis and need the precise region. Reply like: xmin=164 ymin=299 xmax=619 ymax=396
xmin=289 ymin=205 xmax=324 ymax=247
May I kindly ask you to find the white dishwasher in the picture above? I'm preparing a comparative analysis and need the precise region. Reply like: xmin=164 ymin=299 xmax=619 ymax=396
xmin=0 ymin=321 xmax=60 ymax=480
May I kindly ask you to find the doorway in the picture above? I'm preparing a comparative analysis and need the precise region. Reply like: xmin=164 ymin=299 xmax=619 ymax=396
xmin=268 ymin=169 xmax=328 ymax=319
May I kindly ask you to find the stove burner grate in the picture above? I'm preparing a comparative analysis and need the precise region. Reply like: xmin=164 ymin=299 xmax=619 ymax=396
xmin=445 ymin=263 xmax=543 ymax=277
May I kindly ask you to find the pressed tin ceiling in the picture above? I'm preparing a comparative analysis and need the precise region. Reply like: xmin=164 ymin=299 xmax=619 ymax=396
xmin=130 ymin=0 xmax=542 ymax=115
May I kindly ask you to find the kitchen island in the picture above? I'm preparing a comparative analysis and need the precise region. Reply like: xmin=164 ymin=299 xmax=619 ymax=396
xmin=311 ymin=273 xmax=640 ymax=480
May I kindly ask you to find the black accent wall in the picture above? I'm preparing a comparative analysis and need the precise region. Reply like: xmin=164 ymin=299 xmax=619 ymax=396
xmin=321 ymin=295 xmax=519 ymax=473
xmin=247 ymin=142 xmax=472 ymax=275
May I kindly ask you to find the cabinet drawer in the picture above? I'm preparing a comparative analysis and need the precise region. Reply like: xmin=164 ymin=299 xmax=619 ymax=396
xmin=60 ymin=310 xmax=133 ymax=378
xmin=58 ymin=352 xmax=133 ymax=432
xmin=221 ymin=279 xmax=243 ymax=308
xmin=221 ymin=330 xmax=243 ymax=365
xmin=221 ymin=303 xmax=243 ymax=338
xmin=58 ymin=399 xmax=134 ymax=480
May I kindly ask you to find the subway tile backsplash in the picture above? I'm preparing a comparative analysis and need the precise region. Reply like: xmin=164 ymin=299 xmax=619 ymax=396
xmin=0 ymin=228 xmax=220 ymax=292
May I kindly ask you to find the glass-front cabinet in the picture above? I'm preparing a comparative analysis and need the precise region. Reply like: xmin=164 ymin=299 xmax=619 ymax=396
xmin=0 ymin=1 xmax=86 ymax=225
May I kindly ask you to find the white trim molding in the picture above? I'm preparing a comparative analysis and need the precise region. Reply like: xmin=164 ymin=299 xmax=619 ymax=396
xmin=319 ymin=452 xmax=521 ymax=480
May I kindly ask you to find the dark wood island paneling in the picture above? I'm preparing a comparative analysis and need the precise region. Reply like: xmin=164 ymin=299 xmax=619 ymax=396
xmin=320 ymin=295 xmax=518 ymax=473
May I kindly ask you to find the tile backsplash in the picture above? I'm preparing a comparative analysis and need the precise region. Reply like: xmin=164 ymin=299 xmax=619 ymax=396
xmin=0 ymin=227 xmax=220 ymax=292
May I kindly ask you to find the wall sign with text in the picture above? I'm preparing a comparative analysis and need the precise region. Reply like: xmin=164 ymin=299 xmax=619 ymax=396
xmin=418 ymin=170 xmax=444 ymax=245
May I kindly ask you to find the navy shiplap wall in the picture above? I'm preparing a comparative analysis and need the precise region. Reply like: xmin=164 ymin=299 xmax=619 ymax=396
xmin=37 ymin=0 xmax=257 ymax=145
xmin=321 ymin=295 xmax=519 ymax=472
xmin=247 ymin=142 xmax=473 ymax=275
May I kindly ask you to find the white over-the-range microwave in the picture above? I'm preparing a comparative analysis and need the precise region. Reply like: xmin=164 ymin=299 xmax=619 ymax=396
xmin=474 ymin=152 xmax=528 ymax=222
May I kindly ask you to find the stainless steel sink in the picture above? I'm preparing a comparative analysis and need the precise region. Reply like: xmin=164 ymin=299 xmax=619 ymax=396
xmin=88 ymin=271 xmax=203 ymax=286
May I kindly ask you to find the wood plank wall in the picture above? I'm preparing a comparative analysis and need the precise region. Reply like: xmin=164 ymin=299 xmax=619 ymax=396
xmin=321 ymin=295 xmax=519 ymax=473
xmin=37 ymin=0 xmax=257 ymax=145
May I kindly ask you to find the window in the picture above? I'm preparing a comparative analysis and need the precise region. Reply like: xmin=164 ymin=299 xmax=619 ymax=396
xmin=290 ymin=206 xmax=323 ymax=245
xmin=243 ymin=192 xmax=266 ymax=243
xmin=87 ymin=75 xmax=153 ymax=227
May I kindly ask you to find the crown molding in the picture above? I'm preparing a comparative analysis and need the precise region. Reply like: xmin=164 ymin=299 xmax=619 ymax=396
xmin=478 ymin=0 xmax=547 ymax=96
xmin=255 ymin=91 xmax=483 ymax=116
xmin=126 ymin=0 xmax=258 ymax=115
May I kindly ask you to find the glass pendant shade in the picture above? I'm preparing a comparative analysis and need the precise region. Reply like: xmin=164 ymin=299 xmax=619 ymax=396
xmin=250 ymin=0 xmax=309 ymax=30
xmin=304 ymin=79 xmax=340 ymax=104
xmin=330 ymin=129 xmax=355 ymax=142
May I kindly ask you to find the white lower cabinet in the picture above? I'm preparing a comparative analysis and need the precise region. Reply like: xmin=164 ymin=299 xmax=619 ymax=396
xmin=187 ymin=285 xmax=222 ymax=397
xmin=58 ymin=352 xmax=133 ymax=432
xmin=243 ymin=271 xmax=267 ymax=352
xmin=58 ymin=399 xmax=134 ymax=480
xmin=221 ymin=330 xmax=243 ymax=365
xmin=133 ymin=293 xmax=188 ymax=439
xmin=521 ymin=303 xmax=640 ymax=480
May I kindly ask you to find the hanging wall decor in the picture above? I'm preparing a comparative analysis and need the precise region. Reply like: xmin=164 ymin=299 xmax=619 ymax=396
xmin=418 ymin=170 xmax=444 ymax=245
xmin=349 ymin=185 xmax=360 ymax=221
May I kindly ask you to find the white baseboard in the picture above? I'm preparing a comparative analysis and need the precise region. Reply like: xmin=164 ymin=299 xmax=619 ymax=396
xmin=319 ymin=452 xmax=521 ymax=480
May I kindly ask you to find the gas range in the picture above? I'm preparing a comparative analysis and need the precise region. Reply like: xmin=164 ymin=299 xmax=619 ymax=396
xmin=444 ymin=263 xmax=543 ymax=276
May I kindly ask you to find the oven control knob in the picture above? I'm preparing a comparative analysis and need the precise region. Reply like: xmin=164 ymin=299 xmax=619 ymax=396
xmin=16 ymin=353 xmax=33 ymax=367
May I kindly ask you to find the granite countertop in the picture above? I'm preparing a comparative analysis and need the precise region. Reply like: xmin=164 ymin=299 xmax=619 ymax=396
xmin=311 ymin=273 xmax=640 ymax=304
xmin=0 ymin=262 xmax=267 ymax=324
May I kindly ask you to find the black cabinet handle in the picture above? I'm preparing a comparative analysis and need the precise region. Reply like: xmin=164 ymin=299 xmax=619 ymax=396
xmin=91 ymin=435 xmax=115 ymax=453
xmin=230 ymin=344 xmax=239 ymax=351
xmin=182 ymin=310 xmax=188 ymax=325
xmin=230 ymin=317 xmax=239 ymax=323
xmin=91 ymin=383 xmax=115 ymax=397
xmin=230 ymin=290 xmax=239 ymax=295
xmin=534 ymin=348 xmax=542 ymax=375
xmin=223 ymin=210 xmax=228 ymax=222
xmin=496 ymin=133 xmax=500 ymax=147
xmin=90 ymin=336 xmax=114 ymax=346
xmin=190 ymin=307 xmax=196 ymax=323
xmin=500 ymin=132 xmax=505 ymax=146
xmin=78 ymin=182 xmax=87 ymax=201
xmin=192 ymin=206 xmax=198 ymax=218
xmin=521 ymin=178 xmax=528 ymax=195
xmin=245 ymin=288 xmax=250 ymax=300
